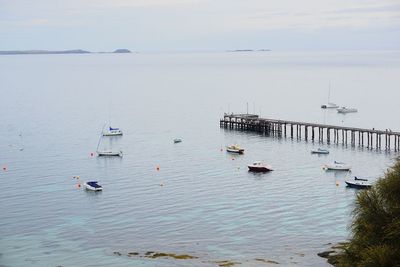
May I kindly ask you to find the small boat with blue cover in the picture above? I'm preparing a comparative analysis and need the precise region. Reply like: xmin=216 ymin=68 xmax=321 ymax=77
xmin=84 ymin=181 xmax=103 ymax=191
xmin=103 ymin=127 xmax=123 ymax=136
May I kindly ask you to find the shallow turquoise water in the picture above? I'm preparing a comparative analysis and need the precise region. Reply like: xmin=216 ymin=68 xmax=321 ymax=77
xmin=0 ymin=51 xmax=399 ymax=266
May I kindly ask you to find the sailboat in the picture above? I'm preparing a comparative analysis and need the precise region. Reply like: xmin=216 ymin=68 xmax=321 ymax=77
xmin=102 ymin=104 xmax=123 ymax=136
xmin=321 ymin=82 xmax=339 ymax=109
xmin=96 ymin=132 xmax=123 ymax=157
xmin=19 ymin=132 xmax=24 ymax=151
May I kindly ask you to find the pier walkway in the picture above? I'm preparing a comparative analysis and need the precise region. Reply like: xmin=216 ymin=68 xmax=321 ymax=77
xmin=220 ymin=113 xmax=400 ymax=151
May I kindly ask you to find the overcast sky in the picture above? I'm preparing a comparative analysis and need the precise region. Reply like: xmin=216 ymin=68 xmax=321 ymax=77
xmin=0 ymin=0 xmax=399 ymax=51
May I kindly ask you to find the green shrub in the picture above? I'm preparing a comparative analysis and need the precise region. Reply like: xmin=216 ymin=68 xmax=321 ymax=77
xmin=339 ymin=159 xmax=400 ymax=267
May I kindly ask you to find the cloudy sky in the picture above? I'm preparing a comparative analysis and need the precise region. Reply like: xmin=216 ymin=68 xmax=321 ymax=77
xmin=0 ymin=0 xmax=399 ymax=51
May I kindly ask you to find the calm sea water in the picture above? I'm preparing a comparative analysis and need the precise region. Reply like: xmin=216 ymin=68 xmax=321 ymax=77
xmin=0 ymin=51 xmax=399 ymax=266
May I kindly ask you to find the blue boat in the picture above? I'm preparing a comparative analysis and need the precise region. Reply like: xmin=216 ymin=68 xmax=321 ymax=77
xmin=84 ymin=181 xmax=103 ymax=191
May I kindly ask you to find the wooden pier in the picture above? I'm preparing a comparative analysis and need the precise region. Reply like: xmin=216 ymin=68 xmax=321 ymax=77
xmin=220 ymin=114 xmax=400 ymax=151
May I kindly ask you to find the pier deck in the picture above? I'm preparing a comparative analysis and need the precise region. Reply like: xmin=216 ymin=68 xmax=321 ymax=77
xmin=220 ymin=114 xmax=400 ymax=151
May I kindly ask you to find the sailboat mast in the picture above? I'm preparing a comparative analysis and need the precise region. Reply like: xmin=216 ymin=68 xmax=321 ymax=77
xmin=328 ymin=81 xmax=331 ymax=103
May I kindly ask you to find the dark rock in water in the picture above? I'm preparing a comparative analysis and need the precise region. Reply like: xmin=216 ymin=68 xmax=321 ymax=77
xmin=213 ymin=260 xmax=240 ymax=266
xmin=255 ymin=258 xmax=280 ymax=264
xmin=113 ymin=49 xmax=131 ymax=53
xmin=144 ymin=251 xmax=198 ymax=259
xmin=128 ymin=252 xmax=139 ymax=256
xmin=318 ymin=251 xmax=335 ymax=258
xmin=318 ymin=243 xmax=347 ymax=266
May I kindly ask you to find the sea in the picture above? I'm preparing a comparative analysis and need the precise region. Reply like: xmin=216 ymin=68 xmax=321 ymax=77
xmin=0 ymin=50 xmax=399 ymax=267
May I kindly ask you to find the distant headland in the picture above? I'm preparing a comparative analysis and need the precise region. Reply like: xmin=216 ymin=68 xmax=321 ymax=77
xmin=227 ymin=49 xmax=271 ymax=52
xmin=0 ymin=49 xmax=132 ymax=55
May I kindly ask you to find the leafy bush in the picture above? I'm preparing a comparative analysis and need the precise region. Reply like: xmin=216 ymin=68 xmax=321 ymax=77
xmin=339 ymin=159 xmax=400 ymax=267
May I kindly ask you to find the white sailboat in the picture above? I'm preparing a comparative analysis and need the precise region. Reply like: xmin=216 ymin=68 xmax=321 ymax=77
xmin=96 ymin=132 xmax=123 ymax=157
xmin=321 ymin=82 xmax=339 ymax=109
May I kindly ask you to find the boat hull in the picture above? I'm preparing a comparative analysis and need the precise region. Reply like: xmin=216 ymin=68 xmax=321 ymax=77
xmin=248 ymin=166 xmax=272 ymax=172
xmin=311 ymin=150 xmax=329 ymax=154
xmin=337 ymin=108 xmax=357 ymax=113
xmin=97 ymin=151 xmax=123 ymax=157
xmin=103 ymin=132 xmax=123 ymax=136
xmin=227 ymin=148 xmax=244 ymax=154
xmin=324 ymin=164 xmax=351 ymax=171
xmin=345 ymin=180 xmax=371 ymax=189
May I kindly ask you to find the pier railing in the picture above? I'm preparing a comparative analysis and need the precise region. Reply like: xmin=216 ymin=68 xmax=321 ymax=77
xmin=220 ymin=113 xmax=400 ymax=151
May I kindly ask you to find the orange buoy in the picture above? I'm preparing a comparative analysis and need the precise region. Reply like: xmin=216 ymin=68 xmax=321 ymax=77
xmin=2 ymin=166 xmax=7 ymax=171
xmin=336 ymin=182 xmax=339 ymax=186
xmin=156 ymin=165 xmax=160 ymax=171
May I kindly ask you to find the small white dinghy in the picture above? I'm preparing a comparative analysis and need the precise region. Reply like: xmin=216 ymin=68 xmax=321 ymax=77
xmin=337 ymin=107 xmax=358 ymax=114
xmin=97 ymin=150 xmax=123 ymax=157
xmin=226 ymin=145 xmax=244 ymax=154
xmin=84 ymin=181 xmax=103 ymax=191
xmin=247 ymin=161 xmax=273 ymax=172
xmin=324 ymin=161 xmax=351 ymax=171
xmin=311 ymin=148 xmax=329 ymax=154
xmin=103 ymin=127 xmax=123 ymax=136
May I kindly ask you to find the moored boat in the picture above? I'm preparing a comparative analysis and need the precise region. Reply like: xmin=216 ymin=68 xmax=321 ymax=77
xmin=226 ymin=145 xmax=244 ymax=154
xmin=97 ymin=150 xmax=123 ymax=157
xmin=345 ymin=177 xmax=372 ymax=189
xmin=103 ymin=127 xmax=123 ymax=136
xmin=311 ymin=148 xmax=329 ymax=154
xmin=248 ymin=161 xmax=273 ymax=172
xmin=173 ymin=138 xmax=182 ymax=143
xmin=321 ymin=102 xmax=339 ymax=109
xmin=337 ymin=107 xmax=358 ymax=113
xmin=324 ymin=161 xmax=351 ymax=171
xmin=84 ymin=181 xmax=103 ymax=191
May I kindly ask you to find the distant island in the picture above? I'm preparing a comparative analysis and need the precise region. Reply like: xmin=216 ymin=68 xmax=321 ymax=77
xmin=0 ymin=49 xmax=132 ymax=55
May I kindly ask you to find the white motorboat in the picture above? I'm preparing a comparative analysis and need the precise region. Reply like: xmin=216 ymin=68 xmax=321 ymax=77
xmin=247 ymin=161 xmax=273 ymax=172
xmin=324 ymin=161 xmax=351 ymax=171
xmin=311 ymin=148 xmax=329 ymax=154
xmin=337 ymin=107 xmax=358 ymax=113
xmin=84 ymin=181 xmax=103 ymax=191
xmin=226 ymin=145 xmax=244 ymax=154
xmin=345 ymin=177 xmax=372 ymax=189
xmin=103 ymin=127 xmax=123 ymax=136
xmin=321 ymin=103 xmax=339 ymax=109
xmin=97 ymin=150 xmax=123 ymax=157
